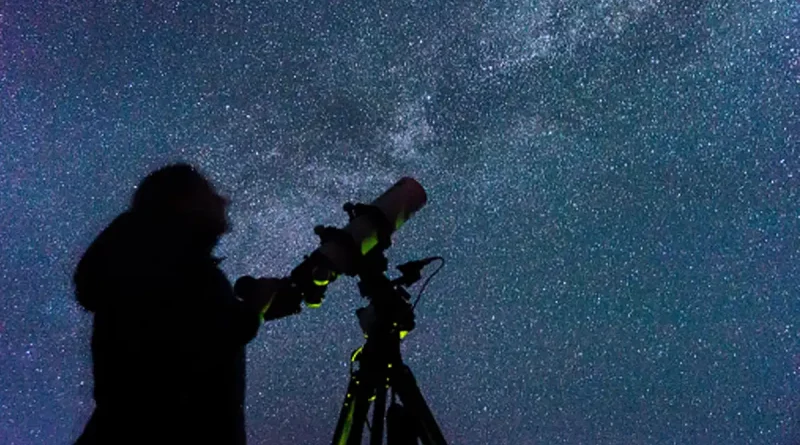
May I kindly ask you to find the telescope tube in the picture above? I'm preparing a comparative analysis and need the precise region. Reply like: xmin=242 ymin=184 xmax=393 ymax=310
xmin=317 ymin=177 xmax=427 ymax=276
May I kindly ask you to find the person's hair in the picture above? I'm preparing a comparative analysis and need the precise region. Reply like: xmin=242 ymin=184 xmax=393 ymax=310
xmin=131 ymin=163 xmax=214 ymax=214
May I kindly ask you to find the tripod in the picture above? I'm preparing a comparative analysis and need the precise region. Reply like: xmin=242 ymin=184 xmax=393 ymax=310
xmin=246 ymin=178 xmax=444 ymax=444
xmin=320 ymin=206 xmax=447 ymax=445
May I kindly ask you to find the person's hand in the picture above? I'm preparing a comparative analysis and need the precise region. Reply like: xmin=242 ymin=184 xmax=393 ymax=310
xmin=235 ymin=276 xmax=284 ymax=318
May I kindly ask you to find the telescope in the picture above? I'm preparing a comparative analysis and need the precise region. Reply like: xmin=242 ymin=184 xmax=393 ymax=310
xmin=235 ymin=177 xmax=449 ymax=445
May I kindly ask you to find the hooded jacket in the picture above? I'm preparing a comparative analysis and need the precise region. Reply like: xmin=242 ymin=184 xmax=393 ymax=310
xmin=74 ymin=211 xmax=261 ymax=445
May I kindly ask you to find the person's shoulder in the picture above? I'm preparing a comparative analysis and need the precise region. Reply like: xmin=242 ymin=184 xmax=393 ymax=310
xmin=74 ymin=211 xmax=142 ymax=311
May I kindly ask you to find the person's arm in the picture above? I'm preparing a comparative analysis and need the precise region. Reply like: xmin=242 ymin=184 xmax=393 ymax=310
xmin=234 ymin=276 xmax=302 ymax=322
xmin=188 ymin=269 xmax=297 ymax=347
xmin=182 ymin=265 xmax=266 ymax=347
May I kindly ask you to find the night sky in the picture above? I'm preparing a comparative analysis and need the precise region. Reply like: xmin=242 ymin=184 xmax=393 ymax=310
xmin=1 ymin=0 xmax=798 ymax=444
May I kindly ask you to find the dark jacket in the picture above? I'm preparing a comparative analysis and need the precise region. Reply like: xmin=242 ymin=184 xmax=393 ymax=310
xmin=74 ymin=211 xmax=262 ymax=445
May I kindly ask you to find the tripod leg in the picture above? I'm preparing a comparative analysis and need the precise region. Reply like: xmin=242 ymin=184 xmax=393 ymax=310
xmin=370 ymin=383 xmax=388 ymax=445
xmin=387 ymin=399 xmax=418 ymax=445
xmin=332 ymin=369 xmax=374 ymax=445
xmin=392 ymin=364 xmax=449 ymax=445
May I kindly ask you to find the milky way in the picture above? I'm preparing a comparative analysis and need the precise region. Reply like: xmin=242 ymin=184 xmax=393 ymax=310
xmin=1 ymin=1 xmax=798 ymax=443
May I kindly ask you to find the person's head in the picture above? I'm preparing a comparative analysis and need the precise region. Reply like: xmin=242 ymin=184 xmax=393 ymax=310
xmin=131 ymin=163 xmax=229 ymax=245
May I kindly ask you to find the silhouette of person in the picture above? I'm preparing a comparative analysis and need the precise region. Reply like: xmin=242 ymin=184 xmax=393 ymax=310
xmin=73 ymin=163 xmax=279 ymax=445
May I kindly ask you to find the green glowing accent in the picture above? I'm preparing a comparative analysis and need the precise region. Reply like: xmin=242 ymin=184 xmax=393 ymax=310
xmin=388 ymin=363 xmax=393 ymax=369
xmin=361 ymin=233 xmax=379 ymax=255
xmin=306 ymin=302 xmax=322 ymax=308
xmin=400 ymin=330 xmax=409 ymax=339
xmin=369 ymin=394 xmax=376 ymax=402
xmin=360 ymin=212 xmax=408 ymax=255
xmin=313 ymin=279 xmax=330 ymax=286
xmin=395 ymin=212 xmax=407 ymax=230
xmin=337 ymin=400 xmax=357 ymax=445
xmin=257 ymin=296 xmax=275 ymax=323
xmin=351 ymin=346 xmax=363 ymax=363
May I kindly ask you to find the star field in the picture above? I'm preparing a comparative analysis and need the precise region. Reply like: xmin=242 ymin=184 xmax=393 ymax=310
xmin=1 ymin=1 xmax=798 ymax=444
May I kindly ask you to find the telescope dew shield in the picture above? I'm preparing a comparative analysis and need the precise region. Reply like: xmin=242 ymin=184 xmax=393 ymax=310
xmin=318 ymin=177 xmax=427 ymax=276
